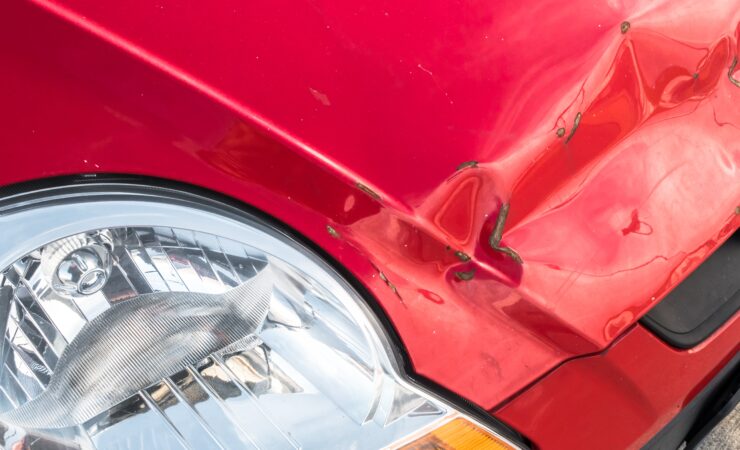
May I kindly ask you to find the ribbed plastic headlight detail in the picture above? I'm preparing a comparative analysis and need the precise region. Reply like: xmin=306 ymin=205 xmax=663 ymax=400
xmin=0 ymin=183 xmax=520 ymax=450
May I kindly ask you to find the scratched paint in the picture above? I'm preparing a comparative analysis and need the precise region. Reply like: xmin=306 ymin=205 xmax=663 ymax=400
xmin=454 ymin=269 xmax=476 ymax=281
xmin=730 ymin=57 xmax=740 ymax=87
xmin=488 ymin=203 xmax=523 ymax=264
xmin=326 ymin=224 xmax=341 ymax=238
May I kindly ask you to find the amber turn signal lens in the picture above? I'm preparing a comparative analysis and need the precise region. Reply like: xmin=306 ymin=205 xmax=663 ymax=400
xmin=396 ymin=417 xmax=516 ymax=450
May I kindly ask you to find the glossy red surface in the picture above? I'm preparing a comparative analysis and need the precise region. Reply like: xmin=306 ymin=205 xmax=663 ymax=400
xmin=496 ymin=318 xmax=740 ymax=449
xmin=1 ymin=0 xmax=739 ymax=428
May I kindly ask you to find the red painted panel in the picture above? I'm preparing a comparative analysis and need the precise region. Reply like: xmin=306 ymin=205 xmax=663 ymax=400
xmin=496 ymin=318 xmax=740 ymax=449
xmin=1 ymin=0 xmax=739 ymax=415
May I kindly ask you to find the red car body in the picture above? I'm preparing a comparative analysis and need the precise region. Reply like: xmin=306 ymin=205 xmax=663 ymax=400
xmin=1 ymin=0 xmax=739 ymax=448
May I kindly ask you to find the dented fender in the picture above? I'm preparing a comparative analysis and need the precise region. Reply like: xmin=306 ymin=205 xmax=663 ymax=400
xmin=1 ymin=0 xmax=740 ymax=412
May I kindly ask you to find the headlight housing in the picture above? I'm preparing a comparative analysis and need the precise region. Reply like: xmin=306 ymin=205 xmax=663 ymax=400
xmin=0 ymin=181 xmax=521 ymax=450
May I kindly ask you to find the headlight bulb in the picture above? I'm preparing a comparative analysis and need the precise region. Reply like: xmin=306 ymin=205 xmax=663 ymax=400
xmin=40 ymin=232 xmax=113 ymax=297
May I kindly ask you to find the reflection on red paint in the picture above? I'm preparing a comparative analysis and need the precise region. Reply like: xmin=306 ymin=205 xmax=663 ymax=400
xmin=418 ymin=289 xmax=444 ymax=304
xmin=432 ymin=176 xmax=481 ymax=243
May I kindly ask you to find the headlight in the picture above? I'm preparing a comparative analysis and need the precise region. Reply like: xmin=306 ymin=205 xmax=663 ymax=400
xmin=0 ymin=181 xmax=521 ymax=450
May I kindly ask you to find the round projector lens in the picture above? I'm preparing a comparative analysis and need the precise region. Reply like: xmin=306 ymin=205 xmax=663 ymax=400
xmin=0 ymin=182 xmax=465 ymax=450
xmin=54 ymin=246 xmax=110 ymax=295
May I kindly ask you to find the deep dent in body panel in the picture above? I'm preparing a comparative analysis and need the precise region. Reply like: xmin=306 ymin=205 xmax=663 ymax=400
xmin=6 ymin=0 xmax=740 ymax=411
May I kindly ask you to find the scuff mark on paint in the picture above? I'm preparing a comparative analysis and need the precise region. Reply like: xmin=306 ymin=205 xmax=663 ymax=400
xmin=565 ymin=112 xmax=582 ymax=144
xmin=309 ymin=87 xmax=331 ymax=106
xmin=454 ymin=269 xmax=476 ymax=281
xmin=326 ymin=225 xmax=341 ymax=239
xmin=729 ymin=56 xmax=740 ymax=88
xmin=454 ymin=251 xmax=471 ymax=262
xmin=356 ymin=182 xmax=381 ymax=200
xmin=378 ymin=270 xmax=402 ymax=298
xmin=456 ymin=161 xmax=478 ymax=171
xmin=488 ymin=203 xmax=523 ymax=264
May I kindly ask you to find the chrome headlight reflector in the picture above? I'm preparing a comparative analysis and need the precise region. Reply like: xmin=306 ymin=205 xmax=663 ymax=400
xmin=0 ymin=183 xmax=520 ymax=450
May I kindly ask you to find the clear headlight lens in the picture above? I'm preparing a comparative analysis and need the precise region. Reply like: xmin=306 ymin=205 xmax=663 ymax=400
xmin=0 ymin=183 xmax=520 ymax=450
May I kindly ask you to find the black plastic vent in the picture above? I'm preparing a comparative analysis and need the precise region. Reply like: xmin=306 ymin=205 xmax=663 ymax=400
xmin=641 ymin=232 xmax=740 ymax=348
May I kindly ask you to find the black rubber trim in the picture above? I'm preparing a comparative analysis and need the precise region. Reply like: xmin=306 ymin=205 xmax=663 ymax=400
xmin=640 ymin=232 xmax=740 ymax=348
xmin=687 ymin=382 xmax=740 ymax=449
xmin=0 ymin=174 xmax=531 ymax=448
xmin=643 ymin=351 xmax=740 ymax=449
